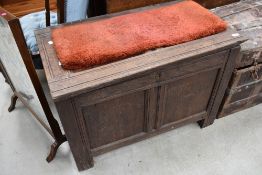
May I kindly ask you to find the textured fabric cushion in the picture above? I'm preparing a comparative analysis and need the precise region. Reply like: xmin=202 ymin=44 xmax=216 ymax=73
xmin=65 ymin=0 xmax=89 ymax=22
xmin=20 ymin=11 xmax=57 ymax=55
xmin=52 ymin=1 xmax=227 ymax=70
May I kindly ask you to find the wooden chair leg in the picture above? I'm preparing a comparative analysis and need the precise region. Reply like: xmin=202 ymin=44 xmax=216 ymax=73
xmin=8 ymin=94 xmax=18 ymax=112
xmin=3 ymin=73 xmax=9 ymax=84
xmin=46 ymin=135 xmax=67 ymax=162
xmin=0 ymin=67 xmax=9 ymax=84
xmin=3 ymin=71 xmax=9 ymax=84
xmin=198 ymin=118 xmax=214 ymax=128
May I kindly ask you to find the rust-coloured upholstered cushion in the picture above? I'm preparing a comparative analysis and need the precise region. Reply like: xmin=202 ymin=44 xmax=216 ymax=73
xmin=52 ymin=0 xmax=227 ymax=70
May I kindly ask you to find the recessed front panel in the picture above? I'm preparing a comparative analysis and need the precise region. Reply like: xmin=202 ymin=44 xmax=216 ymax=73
xmin=83 ymin=91 xmax=146 ymax=149
xmin=162 ymin=69 xmax=219 ymax=125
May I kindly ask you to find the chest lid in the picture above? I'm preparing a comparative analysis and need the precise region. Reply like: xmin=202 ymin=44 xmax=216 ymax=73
xmin=35 ymin=1 xmax=245 ymax=102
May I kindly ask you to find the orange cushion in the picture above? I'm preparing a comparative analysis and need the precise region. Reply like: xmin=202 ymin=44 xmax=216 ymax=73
xmin=52 ymin=0 xmax=227 ymax=70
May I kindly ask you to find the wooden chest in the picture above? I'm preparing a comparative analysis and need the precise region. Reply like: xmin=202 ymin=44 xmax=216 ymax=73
xmin=220 ymin=64 xmax=262 ymax=117
xmin=36 ymin=3 xmax=244 ymax=171
xmin=212 ymin=0 xmax=262 ymax=117
xmin=213 ymin=0 xmax=262 ymax=69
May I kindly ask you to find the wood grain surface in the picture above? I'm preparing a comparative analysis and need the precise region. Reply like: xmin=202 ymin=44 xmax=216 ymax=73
xmin=0 ymin=0 xmax=56 ymax=17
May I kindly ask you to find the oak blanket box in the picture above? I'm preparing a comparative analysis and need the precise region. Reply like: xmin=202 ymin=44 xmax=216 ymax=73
xmin=35 ymin=1 xmax=245 ymax=171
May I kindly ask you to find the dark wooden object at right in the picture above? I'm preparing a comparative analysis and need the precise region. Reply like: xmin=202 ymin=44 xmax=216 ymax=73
xmin=212 ymin=0 xmax=262 ymax=117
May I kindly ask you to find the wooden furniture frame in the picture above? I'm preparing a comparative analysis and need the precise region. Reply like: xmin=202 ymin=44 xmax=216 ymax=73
xmin=56 ymin=0 xmax=65 ymax=23
xmin=0 ymin=0 xmax=64 ymax=85
xmin=219 ymin=64 xmax=262 ymax=117
xmin=0 ymin=7 xmax=66 ymax=163
xmin=0 ymin=0 xmax=57 ymax=18
xmin=212 ymin=0 xmax=262 ymax=117
xmin=56 ymin=0 xmax=90 ymax=24
xmin=0 ymin=0 xmax=59 ymax=73
xmin=88 ymin=0 xmax=240 ymax=16
xmin=36 ymin=1 xmax=245 ymax=171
